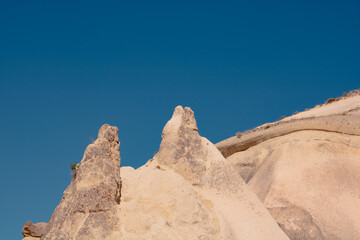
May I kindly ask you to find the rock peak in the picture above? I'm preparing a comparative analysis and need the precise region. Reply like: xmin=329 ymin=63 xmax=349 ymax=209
xmin=98 ymin=124 xmax=119 ymax=142
xmin=172 ymin=105 xmax=185 ymax=116
xmin=164 ymin=105 xmax=198 ymax=134
xmin=42 ymin=124 xmax=121 ymax=240
xmin=156 ymin=106 xmax=243 ymax=191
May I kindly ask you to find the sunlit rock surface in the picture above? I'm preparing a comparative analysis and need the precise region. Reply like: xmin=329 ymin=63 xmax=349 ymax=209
xmin=42 ymin=124 xmax=121 ymax=240
xmin=217 ymin=93 xmax=360 ymax=239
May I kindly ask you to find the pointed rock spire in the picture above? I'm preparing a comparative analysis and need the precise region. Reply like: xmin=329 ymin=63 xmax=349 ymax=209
xmin=156 ymin=106 xmax=206 ymax=185
xmin=156 ymin=106 xmax=244 ymax=192
xmin=42 ymin=124 xmax=121 ymax=240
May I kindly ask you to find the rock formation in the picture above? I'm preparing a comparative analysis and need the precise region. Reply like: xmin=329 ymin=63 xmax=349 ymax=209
xmin=216 ymin=94 xmax=360 ymax=158
xmin=118 ymin=106 xmax=289 ymax=239
xmin=22 ymin=221 xmax=47 ymax=238
xmin=41 ymin=124 xmax=121 ymax=240
xmin=155 ymin=106 xmax=243 ymax=192
xmin=29 ymin=107 xmax=289 ymax=240
xmin=22 ymin=91 xmax=360 ymax=239
xmin=216 ymin=93 xmax=360 ymax=239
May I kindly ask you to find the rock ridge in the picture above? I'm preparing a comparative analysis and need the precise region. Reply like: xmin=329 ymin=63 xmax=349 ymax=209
xmin=216 ymin=95 xmax=360 ymax=157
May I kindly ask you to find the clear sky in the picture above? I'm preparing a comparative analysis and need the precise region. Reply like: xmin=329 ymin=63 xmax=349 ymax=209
xmin=1 ymin=1 xmax=359 ymax=238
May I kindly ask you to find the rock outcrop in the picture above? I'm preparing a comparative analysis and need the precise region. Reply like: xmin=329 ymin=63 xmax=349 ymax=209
xmin=31 ymin=110 xmax=289 ymax=240
xmin=155 ymin=106 xmax=242 ymax=191
xmin=24 ymin=92 xmax=360 ymax=240
xmin=216 ymin=94 xmax=360 ymax=239
xmin=131 ymin=106 xmax=289 ymax=239
xmin=22 ymin=221 xmax=47 ymax=238
xmin=216 ymin=95 xmax=360 ymax=158
xmin=41 ymin=124 xmax=121 ymax=240
xmin=117 ymin=166 xmax=228 ymax=239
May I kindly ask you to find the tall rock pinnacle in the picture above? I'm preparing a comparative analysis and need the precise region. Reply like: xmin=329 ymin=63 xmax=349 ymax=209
xmin=156 ymin=106 xmax=244 ymax=192
xmin=42 ymin=124 xmax=121 ymax=240
xmin=156 ymin=106 xmax=205 ymax=185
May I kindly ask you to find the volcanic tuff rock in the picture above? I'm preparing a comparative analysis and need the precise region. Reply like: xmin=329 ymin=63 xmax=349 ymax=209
xmin=155 ymin=106 xmax=242 ymax=191
xmin=29 ymin=107 xmax=289 ymax=240
xmin=117 ymin=166 xmax=229 ymax=239
xmin=216 ymin=94 xmax=360 ymax=239
xmin=41 ymin=124 xmax=121 ymax=240
xmin=27 ymin=92 xmax=360 ymax=239
xmin=143 ymin=106 xmax=289 ymax=239
xmin=216 ymin=95 xmax=360 ymax=158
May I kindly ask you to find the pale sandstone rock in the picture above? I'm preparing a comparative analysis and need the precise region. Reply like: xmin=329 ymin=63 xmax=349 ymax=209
xmin=283 ymin=94 xmax=360 ymax=121
xmin=156 ymin=106 xmax=241 ymax=191
xmin=41 ymin=124 xmax=121 ymax=240
xmin=216 ymin=95 xmax=360 ymax=158
xmin=268 ymin=205 xmax=325 ymax=240
xmin=216 ymin=114 xmax=360 ymax=158
xmin=245 ymin=131 xmax=360 ymax=240
xmin=117 ymin=165 xmax=231 ymax=240
xmin=218 ymin=96 xmax=360 ymax=239
xmin=35 ymin=108 xmax=290 ymax=240
xmin=142 ymin=106 xmax=289 ymax=240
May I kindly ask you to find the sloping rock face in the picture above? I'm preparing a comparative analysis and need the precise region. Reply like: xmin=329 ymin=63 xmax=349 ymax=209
xmin=41 ymin=124 xmax=121 ymax=240
xmin=127 ymin=106 xmax=289 ymax=240
xmin=217 ymin=95 xmax=360 ymax=239
xmin=117 ymin=166 xmax=229 ymax=240
xmin=217 ymin=94 xmax=360 ymax=158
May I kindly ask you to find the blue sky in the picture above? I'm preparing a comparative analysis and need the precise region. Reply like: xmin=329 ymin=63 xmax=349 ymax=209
xmin=1 ymin=1 xmax=359 ymax=238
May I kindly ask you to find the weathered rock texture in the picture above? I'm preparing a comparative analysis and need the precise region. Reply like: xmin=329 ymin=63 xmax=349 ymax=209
xmin=30 ymin=112 xmax=289 ymax=240
xmin=155 ymin=106 xmax=242 ymax=191
xmin=23 ymin=91 xmax=360 ymax=239
xmin=117 ymin=166 xmax=229 ymax=240
xmin=217 ymin=95 xmax=360 ymax=158
xmin=128 ymin=106 xmax=289 ymax=240
xmin=217 ymin=94 xmax=360 ymax=239
xmin=22 ymin=221 xmax=47 ymax=237
xmin=23 ymin=237 xmax=42 ymax=240
xmin=41 ymin=124 xmax=121 ymax=240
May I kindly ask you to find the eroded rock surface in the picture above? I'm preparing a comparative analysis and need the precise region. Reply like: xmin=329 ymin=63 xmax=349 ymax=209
xmin=144 ymin=106 xmax=289 ymax=240
xmin=155 ymin=106 xmax=243 ymax=191
xmin=244 ymin=131 xmax=360 ymax=240
xmin=41 ymin=124 xmax=121 ymax=240
xmin=29 ymin=108 xmax=290 ymax=239
xmin=268 ymin=205 xmax=325 ymax=240
xmin=117 ymin=166 xmax=229 ymax=240
xmin=22 ymin=221 xmax=47 ymax=237
xmin=218 ymin=95 xmax=360 ymax=239
xmin=216 ymin=95 xmax=360 ymax=158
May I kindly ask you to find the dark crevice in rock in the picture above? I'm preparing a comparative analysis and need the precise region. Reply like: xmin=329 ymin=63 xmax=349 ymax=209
xmin=115 ymin=178 xmax=121 ymax=204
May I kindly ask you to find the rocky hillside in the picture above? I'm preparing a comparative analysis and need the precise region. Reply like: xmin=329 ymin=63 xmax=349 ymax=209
xmin=23 ymin=91 xmax=360 ymax=240
xmin=216 ymin=91 xmax=360 ymax=239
